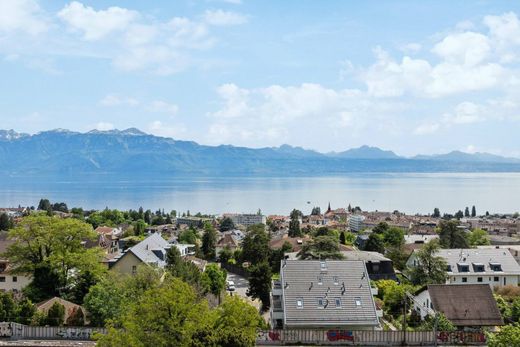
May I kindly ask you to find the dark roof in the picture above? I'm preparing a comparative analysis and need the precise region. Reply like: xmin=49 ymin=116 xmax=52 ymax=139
xmin=280 ymin=260 xmax=379 ymax=328
xmin=428 ymin=284 xmax=503 ymax=326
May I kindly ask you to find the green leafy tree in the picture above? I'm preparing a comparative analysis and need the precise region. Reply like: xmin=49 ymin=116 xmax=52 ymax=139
xmin=219 ymin=217 xmax=235 ymax=232
xmin=372 ymin=222 xmax=389 ymax=235
xmin=409 ymin=240 xmax=448 ymax=285
xmin=218 ymin=246 xmax=233 ymax=264
xmin=247 ymin=262 xmax=272 ymax=310
xmin=438 ymin=220 xmax=469 ymax=248
xmin=511 ymin=297 xmax=520 ymax=322
xmin=494 ymin=294 xmax=512 ymax=322
xmin=487 ymin=323 xmax=520 ymax=347
xmin=471 ymin=205 xmax=477 ymax=217
xmin=15 ymin=298 xmax=36 ymax=325
xmin=467 ymin=228 xmax=490 ymax=246
xmin=298 ymin=236 xmax=344 ymax=260
xmin=375 ymin=280 xmax=412 ymax=315
xmin=0 ymin=213 xmax=13 ymax=231
xmin=201 ymin=264 xmax=227 ymax=300
xmin=4 ymin=215 xmax=105 ymax=302
xmin=66 ymin=307 xmax=85 ymax=326
xmin=364 ymin=233 xmax=385 ymax=253
xmin=433 ymin=208 xmax=441 ymax=218
xmin=464 ymin=207 xmax=470 ymax=217
xmin=133 ymin=219 xmax=146 ymax=236
xmin=288 ymin=209 xmax=302 ymax=237
xmin=311 ymin=207 xmax=321 ymax=215
xmin=383 ymin=227 xmax=405 ymax=248
xmin=241 ymin=226 xmax=270 ymax=265
xmin=269 ymin=241 xmax=292 ymax=273
xmin=201 ymin=222 xmax=217 ymax=260
xmin=178 ymin=228 xmax=198 ymax=245
xmin=420 ymin=313 xmax=456 ymax=332
xmin=46 ymin=301 xmax=65 ymax=326
xmin=0 ymin=292 xmax=16 ymax=321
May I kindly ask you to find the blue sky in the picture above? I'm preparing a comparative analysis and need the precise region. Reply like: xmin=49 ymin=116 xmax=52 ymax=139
xmin=1 ymin=0 xmax=520 ymax=157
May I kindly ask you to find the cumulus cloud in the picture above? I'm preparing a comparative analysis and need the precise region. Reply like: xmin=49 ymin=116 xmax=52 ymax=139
xmin=95 ymin=122 xmax=115 ymax=131
xmin=58 ymin=1 xmax=139 ymax=41
xmin=203 ymin=10 xmax=248 ymax=26
xmin=99 ymin=94 xmax=139 ymax=107
xmin=147 ymin=120 xmax=187 ymax=138
xmin=0 ymin=0 xmax=48 ymax=35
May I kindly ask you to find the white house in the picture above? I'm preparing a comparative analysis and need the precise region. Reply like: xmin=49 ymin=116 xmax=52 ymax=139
xmin=407 ymin=248 xmax=520 ymax=287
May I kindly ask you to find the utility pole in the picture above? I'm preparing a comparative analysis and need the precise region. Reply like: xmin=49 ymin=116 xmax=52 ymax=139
xmin=433 ymin=312 xmax=439 ymax=347
xmin=402 ymin=297 xmax=407 ymax=345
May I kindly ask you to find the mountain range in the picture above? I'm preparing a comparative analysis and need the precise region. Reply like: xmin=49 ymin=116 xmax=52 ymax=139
xmin=0 ymin=128 xmax=519 ymax=177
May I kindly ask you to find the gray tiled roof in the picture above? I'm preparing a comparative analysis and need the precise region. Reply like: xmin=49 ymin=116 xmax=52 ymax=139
xmin=128 ymin=233 xmax=170 ymax=267
xmin=280 ymin=260 xmax=379 ymax=328
xmin=435 ymin=248 xmax=520 ymax=275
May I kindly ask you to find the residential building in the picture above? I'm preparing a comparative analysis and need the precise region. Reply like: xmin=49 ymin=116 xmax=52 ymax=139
xmin=404 ymin=234 xmax=439 ymax=245
xmin=271 ymin=260 xmax=381 ymax=330
xmin=406 ymin=248 xmax=520 ymax=287
xmin=216 ymin=233 xmax=240 ymax=256
xmin=36 ymin=297 xmax=88 ymax=325
xmin=412 ymin=284 xmax=503 ymax=329
xmin=94 ymin=226 xmax=122 ymax=254
xmin=223 ymin=213 xmax=266 ymax=227
xmin=176 ymin=216 xmax=213 ymax=228
xmin=341 ymin=251 xmax=398 ymax=281
xmin=108 ymin=233 xmax=194 ymax=275
xmin=0 ymin=233 xmax=30 ymax=293
xmin=348 ymin=215 xmax=365 ymax=232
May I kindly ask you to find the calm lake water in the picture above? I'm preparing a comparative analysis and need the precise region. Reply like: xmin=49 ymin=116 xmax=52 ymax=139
xmin=0 ymin=173 xmax=519 ymax=215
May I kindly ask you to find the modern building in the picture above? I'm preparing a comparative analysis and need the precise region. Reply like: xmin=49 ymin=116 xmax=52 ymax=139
xmin=412 ymin=284 xmax=503 ymax=329
xmin=223 ymin=213 xmax=266 ymax=227
xmin=108 ymin=233 xmax=194 ymax=275
xmin=341 ymin=251 xmax=398 ymax=281
xmin=176 ymin=216 xmax=213 ymax=228
xmin=348 ymin=215 xmax=365 ymax=232
xmin=270 ymin=260 xmax=381 ymax=330
xmin=406 ymin=248 xmax=520 ymax=287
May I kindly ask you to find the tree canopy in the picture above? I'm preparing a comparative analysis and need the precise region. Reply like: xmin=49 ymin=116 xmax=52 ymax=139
xmin=409 ymin=240 xmax=448 ymax=286
xmin=438 ymin=220 xmax=469 ymax=249
xmin=298 ymin=236 xmax=344 ymax=260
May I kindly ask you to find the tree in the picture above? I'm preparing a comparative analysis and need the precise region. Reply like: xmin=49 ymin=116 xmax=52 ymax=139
xmin=38 ymin=198 xmax=52 ymax=215
xmin=219 ymin=217 xmax=235 ymax=232
xmin=166 ymin=247 xmax=204 ymax=292
xmin=340 ymin=231 xmax=356 ymax=245
xmin=201 ymin=222 xmax=217 ymax=260
xmin=15 ymin=298 xmax=36 ymax=325
xmin=218 ymin=246 xmax=233 ymax=264
xmin=471 ymin=205 xmax=476 ymax=217
xmin=438 ymin=220 xmax=469 ymax=249
xmin=46 ymin=301 xmax=65 ymax=326
xmin=133 ymin=219 xmax=146 ymax=236
xmin=487 ymin=323 xmax=520 ymax=347
xmin=269 ymin=241 xmax=292 ymax=273
xmin=464 ymin=207 xmax=470 ymax=217
xmin=0 ymin=213 xmax=12 ymax=231
xmin=409 ymin=240 xmax=448 ymax=286
xmin=364 ymin=233 xmax=385 ymax=253
xmin=201 ymin=264 xmax=226 ymax=300
xmin=288 ymin=209 xmax=302 ymax=237
xmin=241 ymin=226 xmax=270 ymax=265
xmin=178 ymin=228 xmax=198 ymax=245
xmin=298 ymin=236 xmax=344 ymax=260
xmin=383 ymin=227 xmax=405 ymax=248
xmin=311 ymin=207 xmax=321 ymax=215
xmin=375 ymin=280 xmax=413 ymax=315
xmin=4 ymin=215 xmax=105 ymax=302
xmin=419 ymin=313 xmax=455 ymax=332
xmin=433 ymin=208 xmax=441 ymax=218
xmin=454 ymin=210 xmax=464 ymax=219
xmin=372 ymin=222 xmax=389 ymax=235
xmin=0 ymin=292 xmax=16 ymax=322
xmin=467 ymin=228 xmax=490 ymax=246
xmin=66 ymin=307 xmax=85 ymax=326
xmin=247 ymin=262 xmax=272 ymax=310
xmin=339 ymin=231 xmax=346 ymax=245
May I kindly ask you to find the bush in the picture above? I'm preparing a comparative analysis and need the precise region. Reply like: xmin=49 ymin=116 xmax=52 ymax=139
xmin=46 ymin=302 xmax=65 ymax=326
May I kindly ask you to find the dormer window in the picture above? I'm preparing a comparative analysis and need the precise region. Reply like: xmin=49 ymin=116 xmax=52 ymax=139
xmin=296 ymin=298 xmax=303 ymax=309
xmin=446 ymin=265 xmax=452 ymax=272
xmin=457 ymin=263 xmax=469 ymax=272
xmin=472 ymin=263 xmax=485 ymax=272
xmin=490 ymin=262 xmax=502 ymax=271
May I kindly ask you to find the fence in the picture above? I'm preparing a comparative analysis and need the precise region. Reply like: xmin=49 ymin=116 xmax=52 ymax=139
xmin=221 ymin=262 xmax=250 ymax=278
xmin=0 ymin=322 xmax=106 ymax=341
xmin=256 ymin=329 xmax=487 ymax=346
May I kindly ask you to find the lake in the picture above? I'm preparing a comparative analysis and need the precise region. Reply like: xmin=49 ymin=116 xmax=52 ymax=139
xmin=0 ymin=173 xmax=519 ymax=215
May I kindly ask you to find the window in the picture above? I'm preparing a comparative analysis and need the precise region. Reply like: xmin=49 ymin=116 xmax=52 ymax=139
xmin=494 ymin=277 xmax=499 ymax=282
xmin=318 ymin=276 xmax=323 ymax=285
xmin=462 ymin=277 xmax=467 ymax=283
xmin=355 ymin=297 xmax=362 ymax=306
xmin=446 ymin=265 xmax=452 ymax=272
xmin=490 ymin=263 xmax=502 ymax=271
xmin=457 ymin=263 xmax=469 ymax=272
xmin=333 ymin=276 xmax=339 ymax=285
xmin=12 ymin=276 xmax=17 ymax=282
xmin=472 ymin=263 xmax=485 ymax=272
xmin=132 ymin=265 xmax=137 ymax=275
xmin=320 ymin=261 xmax=327 ymax=271
xmin=335 ymin=298 xmax=341 ymax=308
xmin=477 ymin=277 xmax=483 ymax=282
xmin=0 ymin=277 xmax=5 ymax=282
xmin=372 ymin=263 xmax=380 ymax=272
xmin=317 ymin=297 xmax=324 ymax=308
xmin=296 ymin=298 xmax=303 ymax=309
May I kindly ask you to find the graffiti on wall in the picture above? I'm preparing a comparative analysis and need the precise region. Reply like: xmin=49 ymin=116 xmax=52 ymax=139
xmin=257 ymin=330 xmax=281 ymax=341
xmin=0 ymin=323 xmax=12 ymax=338
xmin=327 ymin=330 xmax=354 ymax=342
xmin=437 ymin=331 xmax=486 ymax=344
xmin=56 ymin=328 xmax=96 ymax=340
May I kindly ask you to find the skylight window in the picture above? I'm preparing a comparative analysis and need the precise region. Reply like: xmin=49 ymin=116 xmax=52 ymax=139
xmin=335 ymin=298 xmax=341 ymax=308
xmin=333 ymin=276 xmax=339 ymax=285
xmin=355 ymin=297 xmax=362 ymax=306
xmin=317 ymin=297 xmax=324 ymax=308
xmin=297 ymin=298 xmax=303 ymax=308
xmin=318 ymin=276 xmax=323 ymax=285
xmin=320 ymin=261 xmax=327 ymax=271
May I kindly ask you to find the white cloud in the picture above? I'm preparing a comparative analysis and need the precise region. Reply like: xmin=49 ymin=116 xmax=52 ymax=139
xmin=203 ymin=10 xmax=248 ymax=26
xmin=147 ymin=120 xmax=187 ymax=138
xmin=148 ymin=100 xmax=179 ymax=116
xmin=484 ymin=12 xmax=520 ymax=47
xmin=58 ymin=1 xmax=138 ymax=41
xmin=0 ymin=0 xmax=47 ymax=35
xmin=95 ymin=122 xmax=115 ymax=131
xmin=400 ymin=43 xmax=422 ymax=53
xmin=413 ymin=122 xmax=440 ymax=135
xmin=432 ymin=31 xmax=491 ymax=66
xmin=442 ymin=101 xmax=485 ymax=124
xmin=99 ymin=94 xmax=139 ymax=107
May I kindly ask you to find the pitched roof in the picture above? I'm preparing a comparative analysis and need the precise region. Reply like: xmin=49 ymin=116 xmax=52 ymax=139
xmin=428 ymin=284 xmax=503 ymax=326
xmin=217 ymin=234 xmax=239 ymax=248
xmin=435 ymin=248 xmax=520 ymax=275
xmin=110 ymin=233 xmax=170 ymax=268
xmin=280 ymin=260 xmax=379 ymax=328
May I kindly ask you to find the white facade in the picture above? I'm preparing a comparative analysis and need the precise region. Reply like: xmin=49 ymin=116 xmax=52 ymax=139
xmin=225 ymin=213 xmax=266 ymax=227
xmin=0 ymin=273 xmax=31 ymax=293
xmin=412 ymin=290 xmax=434 ymax=320
xmin=349 ymin=215 xmax=365 ymax=232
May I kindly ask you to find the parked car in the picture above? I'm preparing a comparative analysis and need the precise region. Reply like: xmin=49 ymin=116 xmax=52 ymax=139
xmin=227 ymin=280 xmax=236 ymax=291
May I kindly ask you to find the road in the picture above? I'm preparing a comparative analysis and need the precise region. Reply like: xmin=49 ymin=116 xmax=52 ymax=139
xmin=226 ymin=272 xmax=262 ymax=311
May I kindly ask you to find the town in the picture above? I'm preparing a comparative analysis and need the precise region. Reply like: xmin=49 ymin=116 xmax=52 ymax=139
xmin=0 ymin=200 xmax=519 ymax=346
